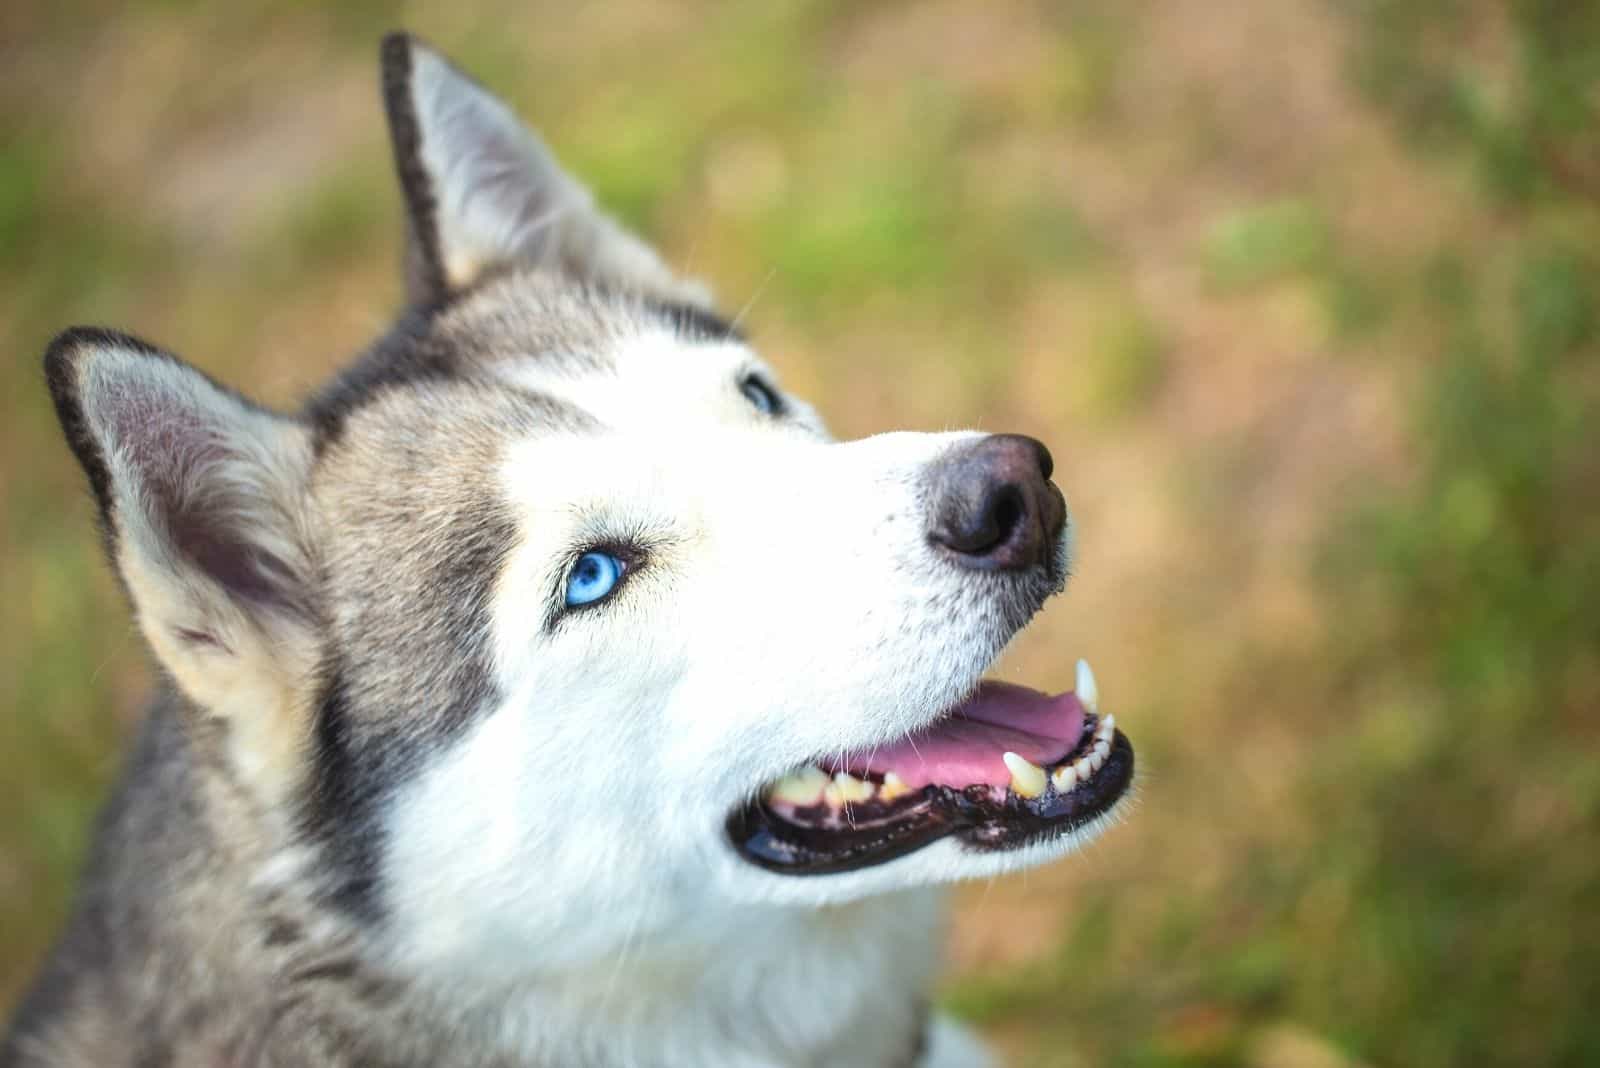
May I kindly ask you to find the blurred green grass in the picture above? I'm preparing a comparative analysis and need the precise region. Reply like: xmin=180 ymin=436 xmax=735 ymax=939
xmin=2 ymin=2 xmax=1597 ymax=1065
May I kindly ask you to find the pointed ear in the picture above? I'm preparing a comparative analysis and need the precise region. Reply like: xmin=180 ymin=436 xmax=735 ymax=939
xmin=380 ymin=31 xmax=711 ymax=307
xmin=47 ymin=329 xmax=320 ymax=792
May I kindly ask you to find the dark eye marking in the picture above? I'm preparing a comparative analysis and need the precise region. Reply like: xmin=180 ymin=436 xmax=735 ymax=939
xmin=649 ymin=300 xmax=742 ymax=343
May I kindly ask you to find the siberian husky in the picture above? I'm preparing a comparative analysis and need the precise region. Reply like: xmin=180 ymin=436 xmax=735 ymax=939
xmin=3 ymin=32 xmax=1134 ymax=1067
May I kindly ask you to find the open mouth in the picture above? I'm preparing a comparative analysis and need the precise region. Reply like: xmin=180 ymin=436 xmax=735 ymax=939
xmin=728 ymin=661 xmax=1133 ymax=875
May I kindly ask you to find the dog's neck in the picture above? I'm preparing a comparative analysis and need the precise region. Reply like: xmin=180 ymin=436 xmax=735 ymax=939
xmin=282 ymin=815 xmax=947 ymax=1065
xmin=24 ymin=696 xmax=945 ymax=1067
xmin=423 ymin=894 xmax=944 ymax=1067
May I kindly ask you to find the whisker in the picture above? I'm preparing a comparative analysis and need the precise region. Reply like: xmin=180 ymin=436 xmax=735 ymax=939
xmin=729 ymin=266 xmax=778 ymax=334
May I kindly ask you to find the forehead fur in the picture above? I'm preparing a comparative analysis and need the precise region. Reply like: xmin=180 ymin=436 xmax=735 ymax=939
xmin=304 ymin=270 xmax=735 ymax=449
xmin=437 ymin=271 xmax=738 ymax=373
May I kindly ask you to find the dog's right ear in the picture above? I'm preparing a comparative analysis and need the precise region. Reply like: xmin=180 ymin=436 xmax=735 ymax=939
xmin=380 ymin=31 xmax=710 ymax=308
xmin=46 ymin=329 xmax=320 ymax=795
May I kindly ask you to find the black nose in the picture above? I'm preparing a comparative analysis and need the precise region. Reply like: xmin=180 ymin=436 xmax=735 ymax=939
xmin=927 ymin=434 xmax=1065 ymax=572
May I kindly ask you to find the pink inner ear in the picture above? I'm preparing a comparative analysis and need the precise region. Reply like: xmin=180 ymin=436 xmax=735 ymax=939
xmin=104 ymin=381 xmax=307 ymax=617
xmin=168 ymin=505 xmax=303 ymax=613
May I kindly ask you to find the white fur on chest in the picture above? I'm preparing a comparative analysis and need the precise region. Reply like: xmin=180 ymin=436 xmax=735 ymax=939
xmin=400 ymin=889 xmax=962 ymax=1066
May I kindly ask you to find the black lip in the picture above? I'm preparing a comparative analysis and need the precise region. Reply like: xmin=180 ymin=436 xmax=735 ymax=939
xmin=727 ymin=731 xmax=1134 ymax=875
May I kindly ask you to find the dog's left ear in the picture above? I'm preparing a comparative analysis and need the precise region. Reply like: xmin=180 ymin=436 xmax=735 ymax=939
xmin=46 ymin=329 xmax=322 ymax=798
xmin=380 ymin=31 xmax=710 ymax=308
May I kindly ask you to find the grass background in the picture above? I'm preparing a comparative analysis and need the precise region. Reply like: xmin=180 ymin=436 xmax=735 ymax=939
xmin=2 ymin=2 xmax=1598 ymax=1064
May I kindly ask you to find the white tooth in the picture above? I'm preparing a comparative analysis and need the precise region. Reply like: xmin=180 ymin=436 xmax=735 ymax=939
xmin=879 ymin=771 xmax=912 ymax=802
xmin=1093 ymin=739 xmax=1110 ymax=760
xmin=832 ymin=772 xmax=873 ymax=803
xmin=1090 ymin=750 xmax=1106 ymax=772
xmin=1003 ymin=752 xmax=1047 ymax=799
xmin=1052 ymin=764 xmax=1079 ymax=792
xmin=823 ymin=783 xmax=844 ymax=807
xmin=1076 ymin=659 xmax=1099 ymax=715
xmin=1101 ymin=712 xmax=1116 ymax=734
xmin=1074 ymin=756 xmax=1094 ymax=781
xmin=767 ymin=767 xmax=829 ymax=804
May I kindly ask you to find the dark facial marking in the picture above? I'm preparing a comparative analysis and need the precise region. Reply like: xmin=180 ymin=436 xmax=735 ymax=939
xmin=304 ymin=490 xmax=520 ymax=923
xmin=643 ymin=298 xmax=742 ymax=344
xmin=304 ymin=383 xmax=582 ymax=922
xmin=304 ymin=669 xmax=386 ymax=921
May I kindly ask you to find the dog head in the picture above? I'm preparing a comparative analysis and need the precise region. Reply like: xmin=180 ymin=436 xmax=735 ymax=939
xmin=45 ymin=34 xmax=1132 ymax=982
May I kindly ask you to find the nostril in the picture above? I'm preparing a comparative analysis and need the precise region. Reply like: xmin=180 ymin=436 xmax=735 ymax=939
xmin=934 ymin=498 xmax=1002 ymax=556
xmin=937 ymin=482 xmax=1028 ymax=557
xmin=988 ymin=483 xmax=1026 ymax=551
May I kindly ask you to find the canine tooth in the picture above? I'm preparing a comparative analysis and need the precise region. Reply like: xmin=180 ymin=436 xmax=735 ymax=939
xmin=1074 ymin=756 xmax=1094 ymax=781
xmin=1090 ymin=750 xmax=1106 ymax=773
xmin=1093 ymin=739 xmax=1110 ymax=760
xmin=832 ymin=772 xmax=874 ymax=804
xmin=1052 ymin=764 xmax=1079 ymax=792
xmin=767 ymin=767 xmax=829 ymax=804
xmin=879 ymin=771 xmax=912 ymax=802
xmin=1003 ymin=752 xmax=1047 ymax=798
xmin=1076 ymin=659 xmax=1099 ymax=715
xmin=1101 ymin=712 xmax=1116 ymax=734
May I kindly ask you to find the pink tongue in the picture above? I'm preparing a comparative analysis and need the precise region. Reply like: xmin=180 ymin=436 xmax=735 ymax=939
xmin=843 ymin=681 xmax=1086 ymax=789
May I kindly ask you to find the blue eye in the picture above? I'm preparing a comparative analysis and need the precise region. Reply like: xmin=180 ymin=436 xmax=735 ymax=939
xmin=740 ymin=375 xmax=782 ymax=416
xmin=565 ymin=551 xmax=624 ymax=607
